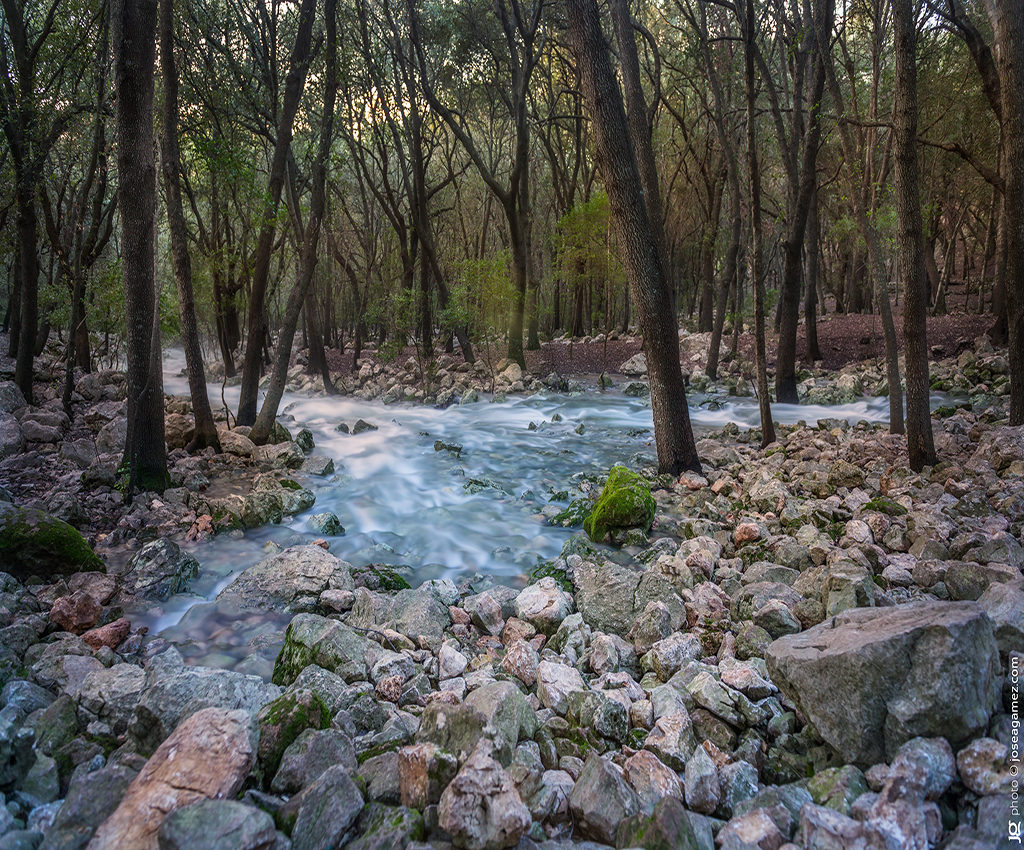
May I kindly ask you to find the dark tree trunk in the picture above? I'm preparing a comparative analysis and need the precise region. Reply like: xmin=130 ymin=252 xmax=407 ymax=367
xmin=804 ymin=185 xmax=822 ymax=362
xmin=893 ymin=0 xmax=936 ymax=470
xmin=237 ymin=0 xmax=317 ymax=425
xmin=568 ymin=0 xmax=701 ymax=475
xmin=113 ymin=0 xmax=167 ymax=492
xmin=13 ymin=182 xmax=38 ymax=401
xmin=743 ymin=0 xmax=775 ymax=447
xmin=160 ymin=0 xmax=220 ymax=452
xmin=987 ymin=0 xmax=1024 ymax=424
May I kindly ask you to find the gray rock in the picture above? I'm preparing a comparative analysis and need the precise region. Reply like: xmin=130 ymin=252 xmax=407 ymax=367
xmin=568 ymin=753 xmax=642 ymax=845
xmin=684 ymin=745 xmax=721 ymax=815
xmin=767 ymin=601 xmax=1002 ymax=764
xmin=290 ymin=764 xmax=364 ymax=850
xmin=536 ymin=661 xmax=585 ymax=715
xmin=119 ymin=540 xmax=199 ymax=602
xmin=977 ymin=577 xmax=1024 ymax=653
xmin=308 ymin=512 xmax=344 ymax=536
xmin=0 ymin=705 xmax=34 ymax=791
xmin=513 ymin=578 xmax=574 ymax=635
xmin=571 ymin=560 xmax=640 ymax=636
xmin=216 ymin=545 xmax=353 ymax=612
xmin=38 ymin=763 xmax=136 ymax=850
xmin=272 ymin=613 xmax=379 ymax=686
xmin=156 ymin=799 xmax=276 ymax=850
xmin=129 ymin=653 xmax=280 ymax=754
xmin=76 ymin=664 xmax=145 ymax=737
xmin=345 ymin=803 xmax=424 ymax=850
xmin=272 ymin=728 xmax=356 ymax=794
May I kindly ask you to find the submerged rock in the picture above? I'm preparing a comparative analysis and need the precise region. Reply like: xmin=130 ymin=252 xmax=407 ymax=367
xmin=216 ymin=544 xmax=353 ymax=612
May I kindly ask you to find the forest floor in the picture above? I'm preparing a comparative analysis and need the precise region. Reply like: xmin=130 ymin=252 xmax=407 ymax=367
xmin=325 ymin=313 xmax=995 ymax=378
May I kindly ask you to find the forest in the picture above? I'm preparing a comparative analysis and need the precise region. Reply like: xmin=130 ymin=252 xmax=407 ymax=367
xmin=0 ymin=0 xmax=1022 ymax=849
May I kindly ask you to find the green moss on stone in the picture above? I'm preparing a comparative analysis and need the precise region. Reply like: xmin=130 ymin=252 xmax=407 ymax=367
xmin=0 ymin=507 xmax=103 ymax=580
xmin=581 ymin=466 xmax=655 ymax=543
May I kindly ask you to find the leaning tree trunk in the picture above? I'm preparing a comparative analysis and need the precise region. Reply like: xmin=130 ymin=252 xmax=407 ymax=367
xmin=893 ymin=0 xmax=936 ymax=470
xmin=236 ymin=0 xmax=318 ymax=425
xmin=567 ymin=0 xmax=701 ymax=475
xmin=113 ymin=0 xmax=167 ymax=492
xmin=160 ymin=0 xmax=220 ymax=452
xmin=804 ymin=185 xmax=823 ymax=362
xmin=743 ymin=0 xmax=775 ymax=447
xmin=250 ymin=0 xmax=337 ymax=445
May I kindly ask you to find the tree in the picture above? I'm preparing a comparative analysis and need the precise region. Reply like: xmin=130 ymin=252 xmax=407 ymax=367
xmin=741 ymin=0 xmax=774 ymax=447
xmin=567 ymin=0 xmax=701 ymax=475
xmin=983 ymin=0 xmax=1024 ymax=424
xmin=250 ymin=0 xmax=338 ymax=444
xmin=893 ymin=0 xmax=935 ymax=469
xmin=159 ymin=0 xmax=220 ymax=451
xmin=112 ymin=0 xmax=166 ymax=492
xmin=236 ymin=0 xmax=318 ymax=426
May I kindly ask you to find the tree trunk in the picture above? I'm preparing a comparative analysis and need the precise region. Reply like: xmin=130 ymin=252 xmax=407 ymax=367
xmin=804 ymin=185 xmax=822 ymax=362
xmin=893 ymin=0 xmax=936 ymax=470
xmin=568 ymin=0 xmax=701 ymax=475
xmin=985 ymin=0 xmax=1024 ymax=423
xmin=160 ymin=0 xmax=220 ymax=452
xmin=13 ymin=180 xmax=38 ymax=402
xmin=237 ymin=0 xmax=317 ymax=425
xmin=250 ymin=0 xmax=337 ymax=444
xmin=113 ymin=0 xmax=167 ymax=492
xmin=743 ymin=0 xmax=775 ymax=447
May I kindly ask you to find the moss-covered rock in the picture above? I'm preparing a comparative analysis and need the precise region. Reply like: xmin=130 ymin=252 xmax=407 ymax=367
xmin=582 ymin=466 xmax=656 ymax=543
xmin=272 ymin=614 xmax=375 ymax=686
xmin=550 ymin=498 xmax=591 ymax=528
xmin=257 ymin=688 xmax=331 ymax=782
xmin=0 ymin=505 xmax=102 ymax=580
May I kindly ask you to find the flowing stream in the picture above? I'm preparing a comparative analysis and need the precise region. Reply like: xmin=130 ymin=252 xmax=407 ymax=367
xmin=146 ymin=348 xmax=944 ymax=675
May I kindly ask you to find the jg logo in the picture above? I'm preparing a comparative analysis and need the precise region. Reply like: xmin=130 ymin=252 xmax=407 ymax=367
xmin=1010 ymin=820 xmax=1022 ymax=844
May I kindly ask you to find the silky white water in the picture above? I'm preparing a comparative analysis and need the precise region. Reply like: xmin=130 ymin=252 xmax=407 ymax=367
xmin=148 ymin=348 xmax=943 ymax=674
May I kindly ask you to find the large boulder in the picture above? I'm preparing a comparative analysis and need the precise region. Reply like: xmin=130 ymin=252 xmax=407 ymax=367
xmin=0 ymin=505 xmax=103 ymax=581
xmin=582 ymin=466 xmax=656 ymax=543
xmin=86 ymin=707 xmax=257 ymax=850
xmin=216 ymin=545 xmax=353 ymax=613
xmin=767 ymin=601 xmax=1001 ymax=764
xmin=156 ymin=799 xmax=277 ymax=850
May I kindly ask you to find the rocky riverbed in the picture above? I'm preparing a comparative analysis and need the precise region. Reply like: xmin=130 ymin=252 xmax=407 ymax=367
xmin=0 ymin=333 xmax=1021 ymax=849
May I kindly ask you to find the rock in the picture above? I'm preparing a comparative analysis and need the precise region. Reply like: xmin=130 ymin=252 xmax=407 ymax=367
xmin=345 ymin=803 xmax=424 ymax=850
xmin=501 ymin=640 xmax=538 ymax=687
xmin=398 ymin=742 xmax=459 ymax=809
xmin=977 ymin=577 xmax=1024 ymax=653
xmin=568 ymin=753 xmax=642 ymax=844
xmin=582 ymin=466 xmax=656 ymax=542
xmin=684 ymin=744 xmax=721 ymax=815
xmin=647 ymin=632 xmax=702 ymax=681
xmin=87 ymin=707 xmax=257 ymax=850
xmin=290 ymin=764 xmax=364 ymax=850
xmin=156 ymin=799 xmax=277 ymax=850
xmin=300 ymin=455 xmax=334 ymax=476
xmin=827 ymin=460 xmax=863 ymax=489
xmin=536 ymin=661 xmax=585 ymax=715
xmin=0 ymin=415 xmax=24 ymax=459
xmin=217 ymin=545 xmax=353 ymax=612
xmin=256 ymin=689 xmax=331 ymax=780
xmin=272 ymin=613 xmax=377 ymax=686
xmin=1 ymin=681 xmax=53 ymax=715
xmin=49 ymin=592 xmax=101 ymax=635
xmin=0 ymin=704 xmax=34 ymax=790
xmin=96 ymin=417 xmax=127 ymax=453
xmin=358 ymin=751 xmax=400 ymax=804
xmin=77 ymin=663 xmax=146 ymax=737
xmin=217 ymin=429 xmax=256 ymax=458
xmin=0 ymin=381 xmax=27 ymax=415
xmin=129 ymin=654 xmax=280 ymax=754
xmin=644 ymin=712 xmax=696 ymax=770
xmin=41 ymin=762 xmax=136 ymax=850
xmin=415 ymin=701 xmax=488 ymax=764
xmin=807 ymin=765 xmax=869 ymax=815
xmin=616 ymin=796 xmax=706 ymax=850
xmin=957 ymin=737 xmax=1013 ymax=796
xmin=622 ymin=750 xmax=683 ymax=811
xmin=463 ymin=591 xmax=505 ymax=636
xmin=464 ymin=681 xmax=538 ymax=765
xmin=766 ymin=601 xmax=1002 ymax=763
xmin=571 ymin=559 xmax=641 ymax=636
xmin=513 ymin=578 xmax=574 ymax=635
xmin=437 ymin=739 xmax=530 ymax=850
xmin=717 ymin=808 xmax=784 ymax=850
xmin=81 ymin=618 xmax=131 ymax=651
xmin=120 ymin=540 xmax=198 ymax=602
xmin=619 ymin=353 xmax=648 ymax=376
xmin=352 ymin=419 xmax=378 ymax=435
xmin=308 ymin=512 xmax=344 ymax=535
xmin=0 ymin=506 xmax=103 ymax=581
xmin=272 ymin=727 xmax=356 ymax=794
xmin=348 ymin=588 xmax=451 ymax=644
